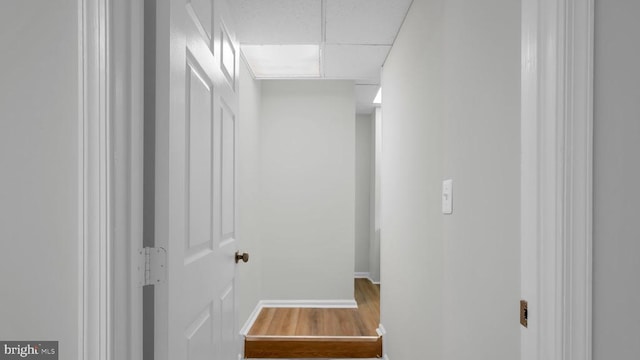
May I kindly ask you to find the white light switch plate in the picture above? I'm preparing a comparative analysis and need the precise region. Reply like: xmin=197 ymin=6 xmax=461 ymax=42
xmin=442 ymin=179 xmax=453 ymax=214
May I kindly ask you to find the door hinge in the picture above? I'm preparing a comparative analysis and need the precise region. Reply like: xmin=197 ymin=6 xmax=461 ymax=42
xmin=138 ymin=247 xmax=167 ymax=286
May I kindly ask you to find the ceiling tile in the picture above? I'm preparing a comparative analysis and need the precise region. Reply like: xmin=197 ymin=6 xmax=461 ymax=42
xmin=242 ymin=45 xmax=320 ymax=78
xmin=325 ymin=0 xmax=413 ymax=45
xmin=230 ymin=0 xmax=322 ymax=44
xmin=323 ymin=45 xmax=390 ymax=82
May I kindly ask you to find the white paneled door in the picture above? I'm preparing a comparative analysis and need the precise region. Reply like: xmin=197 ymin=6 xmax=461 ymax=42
xmin=154 ymin=0 xmax=240 ymax=359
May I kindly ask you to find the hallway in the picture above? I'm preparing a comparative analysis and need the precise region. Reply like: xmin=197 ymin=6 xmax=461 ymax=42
xmin=2 ymin=0 xmax=621 ymax=359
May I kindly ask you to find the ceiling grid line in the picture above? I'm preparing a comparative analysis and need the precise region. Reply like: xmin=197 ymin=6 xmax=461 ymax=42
xmin=232 ymin=0 xmax=414 ymax=113
xmin=381 ymin=0 xmax=416 ymax=66
xmin=320 ymin=0 xmax=327 ymax=77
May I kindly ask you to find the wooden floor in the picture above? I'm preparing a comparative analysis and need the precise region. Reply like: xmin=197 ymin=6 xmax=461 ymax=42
xmin=245 ymin=278 xmax=381 ymax=358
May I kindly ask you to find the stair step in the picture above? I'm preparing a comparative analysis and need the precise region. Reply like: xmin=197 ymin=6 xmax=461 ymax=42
xmin=244 ymin=335 xmax=382 ymax=358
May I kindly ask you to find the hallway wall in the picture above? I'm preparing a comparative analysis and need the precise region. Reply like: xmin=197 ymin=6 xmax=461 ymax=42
xmin=238 ymin=58 xmax=263 ymax=323
xmin=380 ymin=0 xmax=520 ymax=359
xmin=369 ymin=107 xmax=381 ymax=284
xmin=593 ymin=1 xmax=640 ymax=358
xmin=355 ymin=114 xmax=373 ymax=274
xmin=0 ymin=0 xmax=81 ymax=356
xmin=259 ymin=80 xmax=356 ymax=301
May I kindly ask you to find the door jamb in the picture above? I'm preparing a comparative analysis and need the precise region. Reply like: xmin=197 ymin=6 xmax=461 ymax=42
xmin=111 ymin=0 xmax=145 ymax=359
xmin=521 ymin=1 xmax=593 ymax=359
xmin=79 ymin=0 xmax=111 ymax=359
xmin=81 ymin=0 xmax=144 ymax=359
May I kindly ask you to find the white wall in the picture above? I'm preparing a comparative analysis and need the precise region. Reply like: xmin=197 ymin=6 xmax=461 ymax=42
xmin=260 ymin=80 xmax=355 ymax=301
xmin=593 ymin=1 xmax=640 ymax=358
xmin=369 ymin=107 xmax=381 ymax=284
xmin=0 ymin=0 xmax=81 ymax=357
xmin=237 ymin=58 xmax=263 ymax=323
xmin=380 ymin=0 xmax=520 ymax=359
xmin=355 ymin=114 xmax=373 ymax=274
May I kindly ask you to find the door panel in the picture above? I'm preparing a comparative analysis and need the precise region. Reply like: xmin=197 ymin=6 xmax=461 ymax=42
xmin=221 ymin=102 xmax=236 ymax=240
xmin=155 ymin=0 xmax=239 ymax=359
xmin=186 ymin=0 xmax=213 ymax=46
xmin=219 ymin=283 xmax=236 ymax=359
xmin=220 ymin=25 xmax=236 ymax=87
xmin=186 ymin=57 xmax=213 ymax=252
xmin=185 ymin=304 xmax=214 ymax=359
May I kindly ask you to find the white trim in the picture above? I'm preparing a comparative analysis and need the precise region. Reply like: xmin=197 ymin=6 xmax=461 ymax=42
xmin=521 ymin=1 xmax=593 ymax=360
xmin=260 ymin=299 xmax=358 ymax=308
xmin=239 ymin=50 xmax=258 ymax=80
xmin=355 ymin=272 xmax=381 ymax=285
xmin=562 ymin=2 xmax=593 ymax=359
xmin=81 ymin=0 xmax=144 ymax=358
xmin=77 ymin=1 xmax=85 ymax=358
xmin=80 ymin=0 xmax=110 ymax=359
xmin=239 ymin=301 xmax=266 ymax=336
xmin=110 ymin=0 xmax=145 ymax=359
xmin=378 ymin=324 xmax=387 ymax=360
xmin=239 ymin=299 xmax=358 ymax=336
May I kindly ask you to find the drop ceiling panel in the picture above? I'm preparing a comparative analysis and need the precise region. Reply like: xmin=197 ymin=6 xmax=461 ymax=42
xmin=242 ymin=45 xmax=320 ymax=78
xmin=230 ymin=0 xmax=321 ymax=44
xmin=325 ymin=0 xmax=413 ymax=45
xmin=323 ymin=45 xmax=390 ymax=82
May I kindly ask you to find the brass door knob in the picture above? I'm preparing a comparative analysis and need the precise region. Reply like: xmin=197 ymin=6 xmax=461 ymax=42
xmin=235 ymin=251 xmax=249 ymax=263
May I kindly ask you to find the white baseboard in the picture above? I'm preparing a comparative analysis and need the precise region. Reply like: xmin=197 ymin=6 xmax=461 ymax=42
xmin=355 ymin=272 xmax=381 ymax=285
xmin=239 ymin=300 xmax=265 ymax=336
xmin=379 ymin=324 xmax=388 ymax=360
xmin=260 ymin=299 xmax=358 ymax=308
xmin=239 ymin=299 xmax=358 ymax=336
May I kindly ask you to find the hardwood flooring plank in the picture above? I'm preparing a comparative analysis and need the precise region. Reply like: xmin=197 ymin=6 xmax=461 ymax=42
xmin=293 ymin=308 xmax=323 ymax=336
xmin=266 ymin=308 xmax=299 ymax=335
xmin=334 ymin=309 xmax=358 ymax=336
xmin=281 ymin=307 xmax=300 ymax=334
xmin=354 ymin=278 xmax=380 ymax=333
xmin=248 ymin=307 xmax=277 ymax=336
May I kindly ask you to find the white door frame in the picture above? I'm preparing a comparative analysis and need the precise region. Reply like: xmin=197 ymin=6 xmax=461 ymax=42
xmin=84 ymin=0 xmax=594 ymax=359
xmin=81 ymin=0 xmax=144 ymax=359
xmin=110 ymin=0 xmax=145 ymax=359
xmin=79 ymin=0 xmax=111 ymax=359
xmin=521 ymin=1 xmax=593 ymax=360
